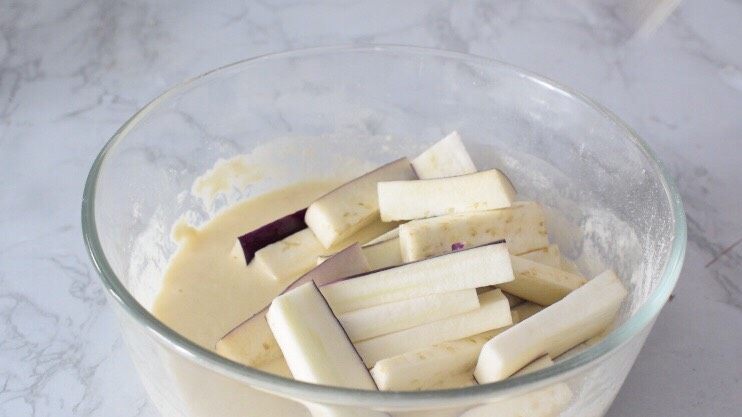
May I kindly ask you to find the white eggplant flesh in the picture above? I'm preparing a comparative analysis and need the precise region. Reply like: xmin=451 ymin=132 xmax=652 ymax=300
xmin=520 ymin=244 xmax=583 ymax=275
xmin=509 ymin=302 xmax=545 ymax=323
xmin=356 ymin=289 xmax=512 ymax=367
xmin=411 ymin=131 xmax=477 ymax=179
xmin=377 ymin=169 xmax=516 ymax=222
xmin=474 ymin=270 xmax=627 ymax=383
xmin=498 ymin=255 xmax=587 ymax=306
xmin=259 ymin=357 xmax=293 ymax=378
xmin=399 ymin=201 xmax=549 ymax=262
xmin=253 ymin=229 xmax=326 ymax=284
xmin=252 ymin=220 xmax=390 ymax=283
xmin=305 ymin=158 xmax=416 ymax=248
xmin=266 ymin=282 xmax=377 ymax=389
xmin=321 ymin=241 xmax=514 ymax=314
xmin=361 ymin=237 xmax=404 ymax=270
xmin=370 ymin=302 xmax=542 ymax=391
xmin=338 ymin=289 xmax=480 ymax=342
xmin=519 ymin=245 xmax=562 ymax=268
xmin=216 ymin=315 xmax=282 ymax=367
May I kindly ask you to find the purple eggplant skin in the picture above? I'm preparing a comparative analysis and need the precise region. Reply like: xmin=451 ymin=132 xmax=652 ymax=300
xmin=236 ymin=208 xmax=308 ymax=264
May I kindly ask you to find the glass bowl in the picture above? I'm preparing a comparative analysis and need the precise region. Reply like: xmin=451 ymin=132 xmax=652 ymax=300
xmin=82 ymin=45 xmax=686 ymax=417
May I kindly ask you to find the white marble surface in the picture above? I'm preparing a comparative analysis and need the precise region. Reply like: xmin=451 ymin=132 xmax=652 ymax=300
xmin=1 ymin=1 xmax=740 ymax=416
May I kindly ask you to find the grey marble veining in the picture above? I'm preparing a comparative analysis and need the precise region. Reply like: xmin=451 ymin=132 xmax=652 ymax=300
xmin=1 ymin=1 xmax=740 ymax=416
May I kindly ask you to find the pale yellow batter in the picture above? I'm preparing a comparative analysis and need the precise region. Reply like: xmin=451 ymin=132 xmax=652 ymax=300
xmin=153 ymin=181 xmax=336 ymax=350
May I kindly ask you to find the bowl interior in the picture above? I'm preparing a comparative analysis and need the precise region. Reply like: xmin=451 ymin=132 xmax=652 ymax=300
xmin=84 ymin=46 xmax=685 ymax=403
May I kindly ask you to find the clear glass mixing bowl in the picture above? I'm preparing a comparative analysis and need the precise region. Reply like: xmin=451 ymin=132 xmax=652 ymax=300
xmin=82 ymin=45 xmax=686 ymax=417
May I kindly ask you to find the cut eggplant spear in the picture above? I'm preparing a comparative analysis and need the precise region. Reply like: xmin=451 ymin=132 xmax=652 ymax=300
xmin=321 ymin=241 xmax=514 ymax=314
xmin=355 ymin=289 xmax=513 ymax=368
xmin=216 ymin=245 xmax=370 ymax=369
xmin=474 ymin=270 xmax=627 ymax=383
xmin=378 ymin=169 xmax=516 ymax=222
xmin=411 ymin=131 xmax=477 ymax=179
xmin=305 ymin=158 xmax=417 ymax=248
xmin=399 ymin=201 xmax=549 ymax=262
xmin=266 ymin=282 xmax=378 ymax=389
xmin=370 ymin=302 xmax=543 ymax=391
xmin=338 ymin=289 xmax=480 ymax=342
xmin=498 ymin=255 xmax=587 ymax=306
xmin=231 ymin=208 xmax=308 ymax=264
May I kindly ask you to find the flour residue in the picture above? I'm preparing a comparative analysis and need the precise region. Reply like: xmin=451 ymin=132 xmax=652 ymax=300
xmin=191 ymin=156 xmax=263 ymax=211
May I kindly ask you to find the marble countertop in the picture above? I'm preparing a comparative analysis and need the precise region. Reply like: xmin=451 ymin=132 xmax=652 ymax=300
xmin=1 ymin=1 xmax=740 ymax=416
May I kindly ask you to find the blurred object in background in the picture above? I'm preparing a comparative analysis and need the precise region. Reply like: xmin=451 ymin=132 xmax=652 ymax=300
xmin=620 ymin=0 xmax=682 ymax=39
xmin=576 ymin=0 xmax=682 ymax=44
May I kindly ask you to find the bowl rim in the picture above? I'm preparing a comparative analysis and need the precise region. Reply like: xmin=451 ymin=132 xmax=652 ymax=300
xmin=81 ymin=44 xmax=687 ymax=408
